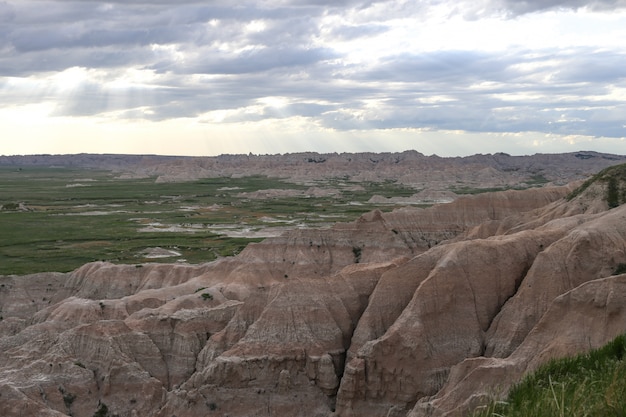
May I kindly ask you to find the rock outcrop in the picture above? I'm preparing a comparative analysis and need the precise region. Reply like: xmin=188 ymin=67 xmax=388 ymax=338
xmin=2 ymin=162 xmax=626 ymax=417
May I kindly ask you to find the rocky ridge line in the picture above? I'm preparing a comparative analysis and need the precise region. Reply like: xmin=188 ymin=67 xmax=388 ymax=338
xmin=2 ymin=151 xmax=625 ymax=189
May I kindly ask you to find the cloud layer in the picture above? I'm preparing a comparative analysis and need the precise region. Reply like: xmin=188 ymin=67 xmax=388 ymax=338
xmin=1 ymin=0 xmax=625 ymax=156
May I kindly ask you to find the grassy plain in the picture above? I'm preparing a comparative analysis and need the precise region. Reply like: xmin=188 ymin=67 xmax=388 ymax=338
xmin=0 ymin=167 xmax=417 ymax=275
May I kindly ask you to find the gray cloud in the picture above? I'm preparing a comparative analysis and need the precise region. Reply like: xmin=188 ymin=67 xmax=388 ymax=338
xmin=493 ymin=0 xmax=626 ymax=15
xmin=310 ymin=48 xmax=626 ymax=138
xmin=1 ymin=0 xmax=625 ymax=144
xmin=449 ymin=0 xmax=626 ymax=19
xmin=327 ymin=23 xmax=389 ymax=41
xmin=0 ymin=1 xmax=15 ymax=21
xmin=359 ymin=50 xmax=509 ymax=83
xmin=176 ymin=47 xmax=337 ymax=75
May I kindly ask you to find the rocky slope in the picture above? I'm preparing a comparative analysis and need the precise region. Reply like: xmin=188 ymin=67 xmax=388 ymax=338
xmin=2 ymin=162 xmax=626 ymax=417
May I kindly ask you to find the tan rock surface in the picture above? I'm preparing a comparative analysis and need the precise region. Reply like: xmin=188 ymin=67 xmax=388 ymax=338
xmin=335 ymin=230 xmax=558 ymax=417
xmin=412 ymin=273 xmax=626 ymax=417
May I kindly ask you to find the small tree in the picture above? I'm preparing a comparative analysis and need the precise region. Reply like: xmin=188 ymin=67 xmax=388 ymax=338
xmin=93 ymin=402 xmax=108 ymax=417
xmin=352 ymin=246 xmax=362 ymax=263
xmin=607 ymin=177 xmax=620 ymax=208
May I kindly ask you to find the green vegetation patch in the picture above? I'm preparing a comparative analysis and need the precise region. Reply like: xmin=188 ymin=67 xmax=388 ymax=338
xmin=449 ymin=186 xmax=512 ymax=195
xmin=474 ymin=333 xmax=626 ymax=417
xmin=449 ymin=173 xmax=549 ymax=196
xmin=93 ymin=402 xmax=109 ymax=417
xmin=525 ymin=173 xmax=550 ymax=186
xmin=566 ymin=162 xmax=626 ymax=205
xmin=0 ymin=167 xmax=418 ymax=275
xmin=614 ymin=263 xmax=626 ymax=276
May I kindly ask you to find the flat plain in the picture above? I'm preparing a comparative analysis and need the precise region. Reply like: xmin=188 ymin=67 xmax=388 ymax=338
xmin=0 ymin=166 xmax=418 ymax=275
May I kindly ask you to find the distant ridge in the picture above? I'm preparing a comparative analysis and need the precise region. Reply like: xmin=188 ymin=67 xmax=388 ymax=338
xmin=1 ymin=151 xmax=624 ymax=189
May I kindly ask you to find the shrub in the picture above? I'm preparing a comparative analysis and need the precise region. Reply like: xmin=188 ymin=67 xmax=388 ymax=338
xmin=93 ymin=402 xmax=109 ymax=417
xmin=352 ymin=246 xmax=362 ymax=263
xmin=1 ymin=202 xmax=19 ymax=211
xmin=614 ymin=263 xmax=626 ymax=276
xmin=58 ymin=386 xmax=76 ymax=409
xmin=607 ymin=177 xmax=620 ymax=208
xmin=63 ymin=393 xmax=76 ymax=408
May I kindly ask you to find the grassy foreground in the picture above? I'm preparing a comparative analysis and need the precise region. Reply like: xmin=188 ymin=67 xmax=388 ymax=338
xmin=474 ymin=334 xmax=626 ymax=417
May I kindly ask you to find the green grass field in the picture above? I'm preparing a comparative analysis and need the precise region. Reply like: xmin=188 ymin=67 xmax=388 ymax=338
xmin=474 ymin=334 xmax=626 ymax=417
xmin=0 ymin=166 xmax=419 ymax=275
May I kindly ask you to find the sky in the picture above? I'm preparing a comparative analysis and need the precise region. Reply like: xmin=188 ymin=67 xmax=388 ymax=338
xmin=1 ymin=0 xmax=626 ymax=157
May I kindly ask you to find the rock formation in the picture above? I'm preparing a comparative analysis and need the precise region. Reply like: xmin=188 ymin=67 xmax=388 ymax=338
xmin=2 ymin=159 xmax=626 ymax=417
xmin=2 ymin=150 xmax=624 ymax=189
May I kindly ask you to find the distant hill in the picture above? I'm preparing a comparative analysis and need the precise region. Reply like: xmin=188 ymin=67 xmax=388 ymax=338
xmin=1 ymin=151 xmax=625 ymax=190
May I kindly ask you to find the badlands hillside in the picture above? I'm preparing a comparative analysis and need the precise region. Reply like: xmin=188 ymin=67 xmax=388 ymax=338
xmin=1 ymin=150 xmax=624 ymax=188
xmin=2 ymin=152 xmax=626 ymax=417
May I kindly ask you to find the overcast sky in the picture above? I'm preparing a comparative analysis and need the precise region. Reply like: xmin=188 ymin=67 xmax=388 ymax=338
xmin=1 ymin=0 xmax=625 ymax=157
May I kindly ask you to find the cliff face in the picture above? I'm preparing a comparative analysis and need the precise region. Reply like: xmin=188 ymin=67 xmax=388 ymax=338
xmin=2 ymin=165 xmax=626 ymax=417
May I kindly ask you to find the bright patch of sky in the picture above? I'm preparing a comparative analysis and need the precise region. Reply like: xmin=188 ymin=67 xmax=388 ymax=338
xmin=1 ymin=0 xmax=625 ymax=157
